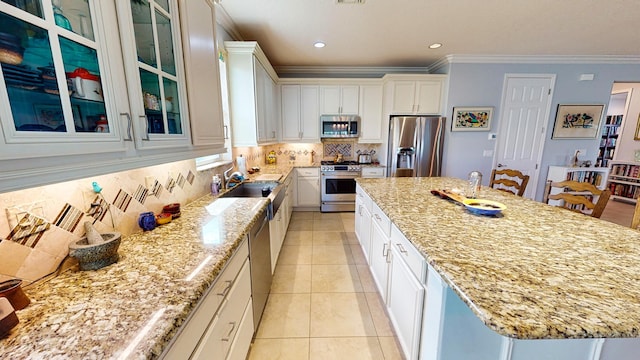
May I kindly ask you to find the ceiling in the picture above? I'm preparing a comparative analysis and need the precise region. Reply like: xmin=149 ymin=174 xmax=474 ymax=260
xmin=218 ymin=0 xmax=640 ymax=75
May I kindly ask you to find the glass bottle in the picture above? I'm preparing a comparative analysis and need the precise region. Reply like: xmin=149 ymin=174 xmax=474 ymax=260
xmin=467 ymin=171 xmax=483 ymax=199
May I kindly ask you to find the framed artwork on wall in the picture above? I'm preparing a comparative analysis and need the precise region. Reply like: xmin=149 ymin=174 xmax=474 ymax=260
xmin=451 ymin=107 xmax=493 ymax=132
xmin=551 ymin=104 xmax=604 ymax=139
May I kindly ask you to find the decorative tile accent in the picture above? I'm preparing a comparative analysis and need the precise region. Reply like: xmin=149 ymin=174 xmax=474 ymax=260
xmin=166 ymin=176 xmax=176 ymax=193
xmin=87 ymin=195 xmax=109 ymax=223
xmin=53 ymin=203 xmax=84 ymax=233
xmin=6 ymin=213 xmax=50 ymax=248
xmin=133 ymin=184 xmax=149 ymax=205
xmin=112 ymin=189 xmax=133 ymax=213
xmin=324 ymin=143 xmax=352 ymax=156
xmin=150 ymin=179 xmax=163 ymax=198
xmin=176 ymin=173 xmax=186 ymax=189
xmin=186 ymin=171 xmax=195 ymax=185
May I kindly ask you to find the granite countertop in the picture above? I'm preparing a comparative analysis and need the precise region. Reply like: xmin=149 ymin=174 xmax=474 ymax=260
xmin=356 ymin=177 xmax=640 ymax=340
xmin=0 ymin=194 xmax=269 ymax=359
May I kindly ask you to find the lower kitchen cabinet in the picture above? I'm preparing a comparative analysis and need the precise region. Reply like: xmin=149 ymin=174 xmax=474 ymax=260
xmin=269 ymin=205 xmax=285 ymax=274
xmin=296 ymin=167 xmax=320 ymax=208
xmin=355 ymin=184 xmax=373 ymax=262
xmin=162 ymin=239 xmax=252 ymax=360
xmin=361 ymin=167 xmax=386 ymax=178
xmin=369 ymin=202 xmax=391 ymax=301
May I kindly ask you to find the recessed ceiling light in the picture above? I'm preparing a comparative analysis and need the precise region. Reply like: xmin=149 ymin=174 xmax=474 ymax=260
xmin=314 ymin=42 xmax=326 ymax=48
xmin=429 ymin=43 xmax=442 ymax=49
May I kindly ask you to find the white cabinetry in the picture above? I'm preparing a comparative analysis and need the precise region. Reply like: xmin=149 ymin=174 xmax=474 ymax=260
xmin=369 ymin=202 xmax=391 ymax=301
xmin=296 ymin=167 xmax=320 ymax=208
xmin=384 ymin=75 xmax=446 ymax=115
xmin=355 ymin=184 xmax=373 ymax=262
xmin=361 ymin=167 xmax=386 ymax=178
xmin=319 ymin=85 xmax=359 ymax=115
xmin=163 ymin=239 xmax=252 ymax=360
xmin=358 ymin=84 xmax=384 ymax=143
xmin=281 ymin=85 xmax=319 ymax=142
xmin=225 ymin=41 xmax=279 ymax=146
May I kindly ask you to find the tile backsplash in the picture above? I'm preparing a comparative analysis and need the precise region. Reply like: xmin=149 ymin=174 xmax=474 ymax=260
xmin=0 ymin=159 xmax=225 ymax=285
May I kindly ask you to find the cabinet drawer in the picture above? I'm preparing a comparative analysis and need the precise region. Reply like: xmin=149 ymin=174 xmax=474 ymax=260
xmin=297 ymin=167 xmax=319 ymax=177
xmin=163 ymin=239 xmax=249 ymax=358
xmin=391 ymin=224 xmax=426 ymax=282
xmin=361 ymin=167 xmax=385 ymax=178
xmin=191 ymin=259 xmax=252 ymax=360
xmin=371 ymin=203 xmax=390 ymax=237
xmin=356 ymin=185 xmax=372 ymax=211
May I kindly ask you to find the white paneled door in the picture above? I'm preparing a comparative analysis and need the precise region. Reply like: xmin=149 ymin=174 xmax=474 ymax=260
xmin=494 ymin=74 xmax=556 ymax=199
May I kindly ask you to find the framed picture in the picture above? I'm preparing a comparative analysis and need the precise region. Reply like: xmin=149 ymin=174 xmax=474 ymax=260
xmin=551 ymin=104 xmax=604 ymax=139
xmin=32 ymin=104 xmax=82 ymax=131
xmin=452 ymin=107 xmax=493 ymax=132
xmin=634 ymin=114 xmax=640 ymax=140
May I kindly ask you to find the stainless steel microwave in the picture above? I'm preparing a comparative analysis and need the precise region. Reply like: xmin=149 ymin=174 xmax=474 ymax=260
xmin=320 ymin=115 xmax=360 ymax=138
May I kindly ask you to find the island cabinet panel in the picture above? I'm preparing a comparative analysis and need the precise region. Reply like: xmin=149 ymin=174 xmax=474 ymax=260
xmin=355 ymin=185 xmax=373 ymax=261
xmin=369 ymin=202 xmax=391 ymax=301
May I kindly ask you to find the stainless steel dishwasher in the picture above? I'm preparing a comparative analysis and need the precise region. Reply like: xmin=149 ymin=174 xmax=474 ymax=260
xmin=249 ymin=208 xmax=271 ymax=331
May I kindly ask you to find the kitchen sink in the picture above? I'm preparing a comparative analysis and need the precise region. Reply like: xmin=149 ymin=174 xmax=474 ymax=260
xmin=219 ymin=181 xmax=285 ymax=220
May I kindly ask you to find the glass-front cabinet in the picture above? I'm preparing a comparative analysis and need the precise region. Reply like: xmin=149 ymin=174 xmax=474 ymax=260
xmin=116 ymin=0 xmax=191 ymax=150
xmin=0 ymin=0 xmax=129 ymax=159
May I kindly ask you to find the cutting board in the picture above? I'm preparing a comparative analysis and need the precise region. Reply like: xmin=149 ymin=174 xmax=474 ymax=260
xmin=253 ymin=174 xmax=282 ymax=182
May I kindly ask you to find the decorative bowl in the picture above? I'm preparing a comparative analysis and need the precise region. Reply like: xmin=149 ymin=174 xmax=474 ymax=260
xmin=0 ymin=279 xmax=30 ymax=310
xmin=462 ymin=199 xmax=506 ymax=216
xmin=69 ymin=232 xmax=121 ymax=271
xmin=155 ymin=212 xmax=172 ymax=225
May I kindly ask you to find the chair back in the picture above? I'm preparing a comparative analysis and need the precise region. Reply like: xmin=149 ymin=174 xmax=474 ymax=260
xmin=489 ymin=169 xmax=530 ymax=196
xmin=631 ymin=198 xmax=640 ymax=229
xmin=543 ymin=180 xmax=611 ymax=218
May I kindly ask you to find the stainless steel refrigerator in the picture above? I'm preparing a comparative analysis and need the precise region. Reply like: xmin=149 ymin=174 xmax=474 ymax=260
xmin=387 ymin=116 xmax=446 ymax=177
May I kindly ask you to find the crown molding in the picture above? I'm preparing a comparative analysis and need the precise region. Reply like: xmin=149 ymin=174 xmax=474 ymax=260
xmin=441 ymin=54 xmax=640 ymax=65
xmin=275 ymin=66 xmax=430 ymax=78
xmin=215 ymin=3 xmax=243 ymax=41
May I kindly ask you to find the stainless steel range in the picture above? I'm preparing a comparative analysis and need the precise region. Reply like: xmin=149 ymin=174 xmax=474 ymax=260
xmin=320 ymin=161 xmax=361 ymax=212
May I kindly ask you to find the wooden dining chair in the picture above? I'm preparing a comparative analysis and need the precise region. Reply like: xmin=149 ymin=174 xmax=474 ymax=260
xmin=631 ymin=198 xmax=640 ymax=229
xmin=543 ymin=180 xmax=611 ymax=218
xmin=489 ymin=168 xmax=530 ymax=196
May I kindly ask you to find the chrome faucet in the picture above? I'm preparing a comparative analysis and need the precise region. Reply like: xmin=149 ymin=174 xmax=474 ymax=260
xmin=223 ymin=165 xmax=234 ymax=190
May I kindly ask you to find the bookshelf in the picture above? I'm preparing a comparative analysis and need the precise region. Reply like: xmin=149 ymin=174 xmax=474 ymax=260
xmin=596 ymin=115 xmax=623 ymax=167
xmin=607 ymin=161 xmax=640 ymax=203
xmin=546 ymin=166 xmax=610 ymax=208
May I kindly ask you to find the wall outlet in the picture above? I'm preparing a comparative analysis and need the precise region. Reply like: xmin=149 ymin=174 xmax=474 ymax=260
xmin=145 ymin=176 xmax=155 ymax=189
xmin=488 ymin=133 xmax=497 ymax=140
xmin=483 ymin=150 xmax=494 ymax=157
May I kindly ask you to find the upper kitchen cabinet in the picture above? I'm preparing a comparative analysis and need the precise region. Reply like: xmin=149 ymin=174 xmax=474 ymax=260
xmin=384 ymin=74 xmax=447 ymax=115
xmin=225 ymin=41 xmax=279 ymax=146
xmin=177 ymin=0 xmax=225 ymax=150
xmin=319 ymin=85 xmax=359 ymax=115
xmin=358 ymin=83 xmax=384 ymax=143
xmin=116 ymin=0 xmax=192 ymax=150
xmin=0 ymin=0 xmax=130 ymax=160
xmin=281 ymin=84 xmax=319 ymax=142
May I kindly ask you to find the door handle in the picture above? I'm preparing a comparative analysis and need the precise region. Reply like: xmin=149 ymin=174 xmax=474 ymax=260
xmin=497 ymin=163 xmax=506 ymax=168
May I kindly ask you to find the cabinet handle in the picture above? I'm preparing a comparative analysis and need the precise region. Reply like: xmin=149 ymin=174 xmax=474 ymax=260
xmin=121 ymin=113 xmax=132 ymax=141
xmin=140 ymin=115 xmax=150 ymax=141
xmin=374 ymin=214 xmax=382 ymax=222
xmin=217 ymin=280 xmax=233 ymax=297
xmin=221 ymin=321 xmax=237 ymax=342
xmin=396 ymin=243 xmax=408 ymax=254
xmin=224 ymin=125 xmax=229 ymax=139
xmin=382 ymin=243 xmax=388 ymax=257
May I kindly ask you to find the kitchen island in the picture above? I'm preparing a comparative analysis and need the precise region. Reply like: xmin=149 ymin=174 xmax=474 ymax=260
xmin=356 ymin=177 xmax=640 ymax=360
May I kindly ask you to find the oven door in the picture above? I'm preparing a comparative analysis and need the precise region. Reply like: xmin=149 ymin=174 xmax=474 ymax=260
xmin=321 ymin=172 xmax=358 ymax=208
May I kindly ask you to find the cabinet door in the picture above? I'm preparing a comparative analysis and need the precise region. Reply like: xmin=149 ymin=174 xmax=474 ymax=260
xmin=179 ymin=0 xmax=225 ymax=149
xmin=358 ymin=84 xmax=383 ymax=143
xmin=297 ymin=175 xmax=320 ymax=206
xmin=340 ymin=85 xmax=359 ymax=114
xmin=281 ymin=85 xmax=300 ymax=140
xmin=370 ymin=219 xmax=390 ymax=301
xmin=414 ymin=80 xmax=442 ymax=115
xmin=388 ymin=246 xmax=425 ymax=360
xmin=117 ymin=0 xmax=191 ymax=150
xmin=319 ymin=85 xmax=340 ymax=114
xmin=300 ymin=85 xmax=319 ymax=141
xmin=263 ymin=72 xmax=278 ymax=141
xmin=390 ymin=81 xmax=417 ymax=114
xmin=356 ymin=202 xmax=372 ymax=262
xmin=0 ymin=1 xmax=128 ymax=159
xmin=254 ymin=59 xmax=268 ymax=142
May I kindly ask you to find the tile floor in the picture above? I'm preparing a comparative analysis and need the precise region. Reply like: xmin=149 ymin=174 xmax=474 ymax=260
xmin=248 ymin=211 xmax=404 ymax=360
